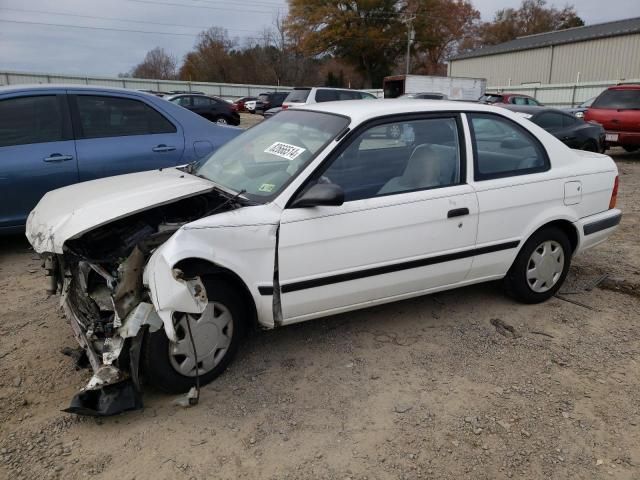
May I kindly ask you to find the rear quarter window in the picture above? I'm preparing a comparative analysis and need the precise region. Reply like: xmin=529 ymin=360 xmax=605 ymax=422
xmin=285 ymin=89 xmax=310 ymax=103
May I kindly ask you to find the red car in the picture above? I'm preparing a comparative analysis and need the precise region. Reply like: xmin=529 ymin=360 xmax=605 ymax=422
xmin=479 ymin=93 xmax=542 ymax=106
xmin=585 ymin=85 xmax=640 ymax=152
xmin=232 ymin=96 xmax=257 ymax=112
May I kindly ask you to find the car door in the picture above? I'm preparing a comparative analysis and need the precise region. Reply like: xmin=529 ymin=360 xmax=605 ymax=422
xmin=70 ymin=92 xmax=185 ymax=181
xmin=0 ymin=92 xmax=77 ymax=230
xmin=277 ymin=114 xmax=479 ymax=323
xmin=465 ymin=112 xmax=552 ymax=280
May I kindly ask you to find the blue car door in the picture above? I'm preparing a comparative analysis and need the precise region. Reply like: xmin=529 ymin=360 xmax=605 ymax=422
xmin=69 ymin=92 xmax=185 ymax=181
xmin=0 ymin=92 xmax=78 ymax=231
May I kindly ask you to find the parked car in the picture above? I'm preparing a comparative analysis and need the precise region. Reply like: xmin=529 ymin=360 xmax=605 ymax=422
xmin=282 ymin=87 xmax=377 ymax=109
xmin=479 ymin=93 xmax=542 ymax=106
xmin=501 ymin=105 xmax=605 ymax=152
xmin=27 ymin=100 xmax=621 ymax=415
xmin=255 ymin=92 xmax=289 ymax=114
xmin=166 ymin=90 xmax=205 ymax=95
xmin=564 ymin=96 xmax=596 ymax=119
xmin=0 ymin=85 xmax=240 ymax=234
xmin=137 ymin=89 xmax=166 ymax=97
xmin=263 ymin=106 xmax=282 ymax=118
xmin=584 ymin=85 xmax=640 ymax=152
xmin=399 ymin=92 xmax=449 ymax=100
xmin=244 ymin=99 xmax=257 ymax=113
xmin=232 ymin=96 xmax=257 ymax=112
xmin=165 ymin=94 xmax=240 ymax=126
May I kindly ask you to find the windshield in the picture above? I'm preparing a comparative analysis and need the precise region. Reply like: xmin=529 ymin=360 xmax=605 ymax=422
xmin=285 ymin=89 xmax=311 ymax=103
xmin=195 ymin=110 xmax=349 ymax=202
xmin=479 ymin=94 xmax=503 ymax=103
xmin=592 ymin=89 xmax=640 ymax=109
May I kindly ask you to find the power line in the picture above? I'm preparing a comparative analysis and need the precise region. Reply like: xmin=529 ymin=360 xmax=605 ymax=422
xmin=127 ymin=0 xmax=281 ymax=15
xmin=184 ymin=0 xmax=287 ymax=8
xmin=0 ymin=18 xmax=223 ymax=37
xmin=0 ymin=7 xmax=262 ymax=33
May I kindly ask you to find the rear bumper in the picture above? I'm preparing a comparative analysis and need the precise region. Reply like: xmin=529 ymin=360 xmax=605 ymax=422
xmin=605 ymin=130 xmax=640 ymax=147
xmin=575 ymin=209 xmax=622 ymax=253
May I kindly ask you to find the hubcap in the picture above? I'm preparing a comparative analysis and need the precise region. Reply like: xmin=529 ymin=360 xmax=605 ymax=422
xmin=168 ymin=303 xmax=233 ymax=377
xmin=216 ymin=118 xmax=228 ymax=125
xmin=526 ymin=240 xmax=565 ymax=293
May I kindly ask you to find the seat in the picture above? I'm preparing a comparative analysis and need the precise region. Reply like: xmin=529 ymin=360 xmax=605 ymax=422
xmin=378 ymin=144 xmax=457 ymax=195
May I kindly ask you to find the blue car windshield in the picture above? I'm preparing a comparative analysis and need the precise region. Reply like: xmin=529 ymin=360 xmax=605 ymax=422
xmin=196 ymin=110 xmax=349 ymax=202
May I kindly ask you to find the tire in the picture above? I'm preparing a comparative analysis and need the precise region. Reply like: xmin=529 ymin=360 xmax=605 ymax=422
xmin=142 ymin=278 xmax=247 ymax=393
xmin=623 ymin=146 xmax=639 ymax=153
xmin=213 ymin=116 xmax=229 ymax=125
xmin=504 ymin=226 xmax=572 ymax=304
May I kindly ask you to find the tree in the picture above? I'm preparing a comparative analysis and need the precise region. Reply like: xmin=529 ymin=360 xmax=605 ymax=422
xmin=129 ymin=47 xmax=177 ymax=80
xmin=179 ymin=27 xmax=237 ymax=83
xmin=406 ymin=0 xmax=480 ymax=75
xmin=286 ymin=0 xmax=404 ymax=88
xmin=478 ymin=0 xmax=583 ymax=46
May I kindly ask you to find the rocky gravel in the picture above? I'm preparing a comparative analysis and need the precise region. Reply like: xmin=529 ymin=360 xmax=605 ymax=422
xmin=0 ymin=149 xmax=638 ymax=480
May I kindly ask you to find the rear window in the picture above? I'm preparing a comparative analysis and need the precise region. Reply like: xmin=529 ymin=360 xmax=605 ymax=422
xmin=285 ymin=89 xmax=311 ymax=103
xmin=479 ymin=94 xmax=503 ymax=103
xmin=592 ymin=89 xmax=640 ymax=109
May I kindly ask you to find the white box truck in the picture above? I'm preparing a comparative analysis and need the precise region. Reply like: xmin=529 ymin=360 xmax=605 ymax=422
xmin=383 ymin=75 xmax=486 ymax=101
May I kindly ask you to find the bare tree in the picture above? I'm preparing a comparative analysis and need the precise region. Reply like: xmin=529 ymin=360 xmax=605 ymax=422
xmin=130 ymin=47 xmax=178 ymax=80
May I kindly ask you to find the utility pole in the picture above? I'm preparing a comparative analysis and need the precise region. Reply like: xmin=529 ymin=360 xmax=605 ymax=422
xmin=405 ymin=16 xmax=415 ymax=76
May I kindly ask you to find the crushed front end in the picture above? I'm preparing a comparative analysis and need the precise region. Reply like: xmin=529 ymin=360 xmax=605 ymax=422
xmin=38 ymin=191 xmax=236 ymax=416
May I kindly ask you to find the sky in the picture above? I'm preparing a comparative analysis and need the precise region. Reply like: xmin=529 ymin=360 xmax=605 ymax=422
xmin=1 ymin=0 xmax=639 ymax=77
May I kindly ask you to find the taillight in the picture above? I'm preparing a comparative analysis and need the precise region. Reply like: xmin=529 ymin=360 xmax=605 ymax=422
xmin=281 ymin=105 xmax=288 ymax=110
xmin=609 ymin=175 xmax=619 ymax=209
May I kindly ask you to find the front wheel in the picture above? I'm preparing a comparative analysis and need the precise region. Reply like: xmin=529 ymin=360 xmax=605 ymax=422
xmin=142 ymin=279 xmax=247 ymax=393
xmin=504 ymin=227 xmax=572 ymax=304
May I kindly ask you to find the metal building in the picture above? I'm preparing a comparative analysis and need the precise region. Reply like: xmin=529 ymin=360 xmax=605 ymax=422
xmin=448 ymin=17 xmax=640 ymax=86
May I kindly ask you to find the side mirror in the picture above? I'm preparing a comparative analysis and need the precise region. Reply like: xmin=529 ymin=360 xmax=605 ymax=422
xmin=290 ymin=183 xmax=344 ymax=208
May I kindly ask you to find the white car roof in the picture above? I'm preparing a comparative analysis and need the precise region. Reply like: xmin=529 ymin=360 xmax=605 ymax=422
xmin=300 ymin=99 xmax=513 ymax=124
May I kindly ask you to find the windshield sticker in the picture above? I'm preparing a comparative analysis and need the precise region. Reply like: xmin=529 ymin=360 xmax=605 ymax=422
xmin=258 ymin=183 xmax=276 ymax=193
xmin=264 ymin=142 xmax=306 ymax=161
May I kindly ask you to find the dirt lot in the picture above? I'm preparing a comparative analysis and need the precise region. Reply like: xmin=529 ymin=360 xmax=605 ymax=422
xmin=0 ymin=148 xmax=638 ymax=480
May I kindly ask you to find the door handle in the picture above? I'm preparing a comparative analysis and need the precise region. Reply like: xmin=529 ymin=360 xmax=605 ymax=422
xmin=152 ymin=144 xmax=176 ymax=152
xmin=447 ymin=208 xmax=469 ymax=218
xmin=43 ymin=154 xmax=73 ymax=162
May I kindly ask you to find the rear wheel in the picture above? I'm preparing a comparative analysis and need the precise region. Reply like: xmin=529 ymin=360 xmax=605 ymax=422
xmin=504 ymin=227 xmax=571 ymax=304
xmin=623 ymin=146 xmax=639 ymax=153
xmin=213 ymin=116 xmax=229 ymax=125
xmin=142 ymin=279 xmax=247 ymax=393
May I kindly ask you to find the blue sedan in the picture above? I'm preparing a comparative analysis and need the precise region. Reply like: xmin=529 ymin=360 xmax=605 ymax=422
xmin=0 ymin=85 xmax=241 ymax=234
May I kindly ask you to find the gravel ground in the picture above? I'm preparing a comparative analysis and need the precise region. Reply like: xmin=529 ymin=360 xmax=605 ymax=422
xmin=0 ymin=148 xmax=638 ymax=480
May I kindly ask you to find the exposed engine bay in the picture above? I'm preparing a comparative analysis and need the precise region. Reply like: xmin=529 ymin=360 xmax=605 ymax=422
xmin=44 ymin=189 xmax=240 ymax=416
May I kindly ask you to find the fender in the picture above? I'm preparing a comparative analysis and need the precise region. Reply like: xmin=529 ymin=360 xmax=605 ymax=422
xmin=143 ymin=221 xmax=278 ymax=340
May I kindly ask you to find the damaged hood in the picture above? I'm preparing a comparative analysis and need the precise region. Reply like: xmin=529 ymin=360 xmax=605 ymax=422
xmin=26 ymin=168 xmax=216 ymax=254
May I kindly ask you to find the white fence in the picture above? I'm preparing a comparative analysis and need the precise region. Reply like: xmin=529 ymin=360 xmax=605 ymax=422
xmin=487 ymin=78 xmax=640 ymax=107
xmin=0 ymin=70 xmax=293 ymax=100
xmin=0 ymin=70 xmax=385 ymax=100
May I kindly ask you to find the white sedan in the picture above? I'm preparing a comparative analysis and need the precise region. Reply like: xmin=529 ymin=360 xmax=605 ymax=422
xmin=27 ymin=100 xmax=621 ymax=415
